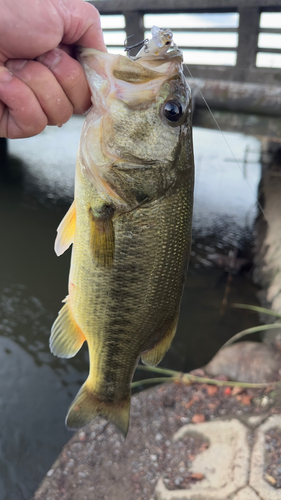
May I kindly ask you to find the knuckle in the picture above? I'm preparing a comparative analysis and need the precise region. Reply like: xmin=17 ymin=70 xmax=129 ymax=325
xmin=73 ymin=100 xmax=90 ymax=116
xmin=62 ymin=65 xmax=84 ymax=93
xmin=68 ymin=66 xmax=83 ymax=87
xmin=10 ymin=61 xmax=38 ymax=84
xmin=59 ymin=106 xmax=73 ymax=125
xmin=47 ymin=100 xmax=73 ymax=127
xmin=19 ymin=116 xmax=47 ymax=139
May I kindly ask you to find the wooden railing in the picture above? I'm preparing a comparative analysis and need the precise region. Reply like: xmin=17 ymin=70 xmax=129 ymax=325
xmin=91 ymin=0 xmax=281 ymax=86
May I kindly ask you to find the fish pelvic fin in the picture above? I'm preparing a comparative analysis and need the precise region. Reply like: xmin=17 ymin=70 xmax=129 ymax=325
xmin=66 ymin=380 xmax=130 ymax=436
xmin=89 ymin=206 xmax=115 ymax=268
xmin=55 ymin=201 xmax=76 ymax=256
xmin=141 ymin=314 xmax=179 ymax=366
xmin=50 ymin=298 xmax=85 ymax=358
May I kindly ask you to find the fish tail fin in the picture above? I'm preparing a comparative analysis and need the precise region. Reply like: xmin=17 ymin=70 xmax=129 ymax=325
xmin=66 ymin=379 xmax=131 ymax=436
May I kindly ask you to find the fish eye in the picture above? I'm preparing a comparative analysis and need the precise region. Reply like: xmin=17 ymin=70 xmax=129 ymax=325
xmin=163 ymin=100 xmax=183 ymax=123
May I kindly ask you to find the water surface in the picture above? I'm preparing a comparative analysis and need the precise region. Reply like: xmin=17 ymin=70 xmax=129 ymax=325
xmin=0 ymin=118 xmax=262 ymax=499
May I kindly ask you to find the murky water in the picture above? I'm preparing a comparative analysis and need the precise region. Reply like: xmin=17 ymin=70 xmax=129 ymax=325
xmin=0 ymin=118 xmax=262 ymax=499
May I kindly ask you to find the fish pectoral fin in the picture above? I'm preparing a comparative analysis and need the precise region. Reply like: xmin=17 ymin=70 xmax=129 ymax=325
xmin=90 ymin=206 xmax=115 ymax=268
xmin=66 ymin=380 xmax=130 ymax=436
xmin=54 ymin=201 xmax=76 ymax=256
xmin=50 ymin=299 xmax=85 ymax=358
xmin=141 ymin=314 xmax=179 ymax=366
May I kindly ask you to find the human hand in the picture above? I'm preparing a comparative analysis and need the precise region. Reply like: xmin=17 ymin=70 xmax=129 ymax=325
xmin=0 ymin=0 xmax=106 ymax=139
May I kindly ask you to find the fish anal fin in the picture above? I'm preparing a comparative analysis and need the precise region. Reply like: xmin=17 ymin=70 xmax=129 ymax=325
xmin=90 ymin=206 xmax=115 ymax=268
xmin=66 ymin=380 xmax=130 ymax=436
xmin=55 ymin=201 xmax=76 ymax=256
xmin=50 ymin=299 xmax=85 ymax=359
xmin=141 ymin=315 xmax=179 ymax=366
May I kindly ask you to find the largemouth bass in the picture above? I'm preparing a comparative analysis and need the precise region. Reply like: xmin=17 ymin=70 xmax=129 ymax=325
xmin=51 ymin=27 xmax=194 ymax=436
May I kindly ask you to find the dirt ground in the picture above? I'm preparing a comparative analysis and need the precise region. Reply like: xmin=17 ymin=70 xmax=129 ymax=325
xmin=33 ymin=374 xmax=281 ymax=500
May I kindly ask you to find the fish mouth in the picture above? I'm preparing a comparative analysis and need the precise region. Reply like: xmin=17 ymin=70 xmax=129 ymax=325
xmin=78 ymin=27 xmax=184 ymax=103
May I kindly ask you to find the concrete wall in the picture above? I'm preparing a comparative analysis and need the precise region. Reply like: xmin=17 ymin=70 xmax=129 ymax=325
xmin=253 ymin=141 xmax=281 ymax=346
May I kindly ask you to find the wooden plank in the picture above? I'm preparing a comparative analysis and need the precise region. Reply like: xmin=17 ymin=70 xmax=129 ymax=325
xmin=188 ymin=78 xmax=281 ymax=116
xmin=155 ymin=28 xmax=238 ymax=33
xmin=90 ymin=1 xmax=281 ymax=14
xmin=193 ymin=108 xmax=281 ymax=140
xmin=101 ymin=28 xmax=126 ymax=32
xmin=259 ymin=28 xmax=281 ymax=34
xmin=179 ymin=46 xmax=237 ymax=51
xmin=257 ymin=47 xmax=281 ymax=53
xmin=102 ymin=25 xmax=238 ymax=33
xmin=184 ymin=65 xmax=238 ymax=83
xmin=184 ymin=64 xmax=281 ymax=85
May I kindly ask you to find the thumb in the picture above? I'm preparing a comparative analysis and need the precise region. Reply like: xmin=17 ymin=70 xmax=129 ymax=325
xmin=57 ymin=0 xmax=107 ymax=51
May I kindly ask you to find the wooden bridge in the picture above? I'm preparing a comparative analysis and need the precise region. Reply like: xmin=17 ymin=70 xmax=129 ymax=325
xmin=90 ymin=0 xmax=281 ymax=140
xmin=1 ymin=0 xmax=280 ymax=167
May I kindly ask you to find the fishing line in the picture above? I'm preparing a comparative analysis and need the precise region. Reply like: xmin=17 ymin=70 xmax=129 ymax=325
xmin=185 ymin=64 xmax=268 ymax=223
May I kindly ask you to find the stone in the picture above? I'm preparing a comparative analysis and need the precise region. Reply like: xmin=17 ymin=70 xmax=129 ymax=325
xmin=155 ymin=419 xmax=250 ymax=499
xmin=250 ymin=414 xmax=281 ymax=499
xmin=244 ymin=415 xmax=268 ymax=428
xmin=205 ymin=341 xmax=280 ymax=383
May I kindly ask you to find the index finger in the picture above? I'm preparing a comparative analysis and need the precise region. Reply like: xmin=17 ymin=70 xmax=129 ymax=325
xmin=0 ymin=66 xmax=48 ymax=138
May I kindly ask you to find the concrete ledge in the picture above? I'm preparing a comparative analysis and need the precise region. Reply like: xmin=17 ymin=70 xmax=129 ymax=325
xmin=233 ymin=486 xmax=260 ymax=499
xmin=250 ymin=415 xmax=281 ymax=500
xmin=155 ymin=419 xmax=250 ymax=499
xmin=32 ymin=380 xmax=281 ymax=500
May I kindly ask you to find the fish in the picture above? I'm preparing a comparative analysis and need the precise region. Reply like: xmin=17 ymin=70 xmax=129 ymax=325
xmin=50 ymin=27 xmax=194 ymax=436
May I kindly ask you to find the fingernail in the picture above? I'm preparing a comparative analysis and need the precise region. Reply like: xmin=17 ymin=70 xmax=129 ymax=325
xmin=6 ymin=59 xmax=27 ymax=73
xmin=0 ymin=66 xmax=13 ymax=83
xmin=38 ymin=49 xmax=62 ymax=69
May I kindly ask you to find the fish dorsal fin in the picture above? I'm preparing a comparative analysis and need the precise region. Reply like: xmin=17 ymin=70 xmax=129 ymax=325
xmin=90 ymin=206 xmax=115 ymax=268
xmin=54 ymin=201 xmax=76 ymax=256
xmin=50 ymin=298 xmax=85 ymax=358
